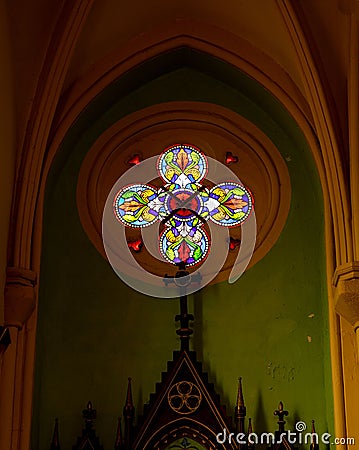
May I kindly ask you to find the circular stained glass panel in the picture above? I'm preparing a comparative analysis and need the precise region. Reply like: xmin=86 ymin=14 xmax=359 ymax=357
xmin=113 ymin=184 xmax=161 ymax=228
xmin=209 ymin=182 xmax=253 ymax=227
xmin=157 ymin=144 xmax=208 ymax=187
xmin=159 ymin=224 xmax=209 ymax=266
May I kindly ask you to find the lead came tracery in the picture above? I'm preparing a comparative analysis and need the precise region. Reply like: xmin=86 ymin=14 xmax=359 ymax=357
xmin=113 ymin=144 xmax=253 ymax=266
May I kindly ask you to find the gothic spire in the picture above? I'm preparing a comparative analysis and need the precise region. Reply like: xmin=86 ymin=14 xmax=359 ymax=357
xmin=310 ymin=420 xmax=320 ymax=450
xmin=83 ymin=401 xmax=96 ymax=431
xmin=235 ymin=377 xmax=246 ymax=436
xmin=50 ymin=418 xmax=60 ymax=450
xmin=123 ymin=378 xmax=135 ymax=450
xmin=236 ymin=377 xmax=245 ymax=409
xmin=124 ymin=378 xmax=134 ymax=412
xmin=247 ymin=418 xmax=255 ymax=450
xmin=114 ymin=417 xmax=124 ymax=450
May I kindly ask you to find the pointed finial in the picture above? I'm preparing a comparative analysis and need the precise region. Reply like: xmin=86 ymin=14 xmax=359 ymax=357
xmin=114 ymin=417 xmax=124 ymax=450
xmin=50 ymin=418 xmax=60 ymax=450
xmin=123 ymin=378 xmax=135 ymax=418
xmin=236 ymin=377 xmax=245 ymax=408
xmin=247 ymin=418 xmax=255 ymax=450
xmin=274 ymin=401 xmax=288 ymax=433
xmin=235 ymin=377 xmax=246 ymax=437
xmin=248 ymin=417 xmax=253 ymax=434
xmin=83 ymin=401 xmax=96 ymax=429
xmin=125 ymin=378 xmax=133 ymax=407
xmin=123 ymin=378 xmax=135 ymax=449
xmin=310 ymin=420 xmax=319 ymax=449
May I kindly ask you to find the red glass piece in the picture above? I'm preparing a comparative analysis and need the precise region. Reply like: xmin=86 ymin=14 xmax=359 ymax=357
xmin=169 ymin=192 xmax=199 ymax=217
xmin=229 ymin=237 xmax=241 ymax=250
xmin=128 ymin=154 xmax=142 ymax=165
xmin=225 ymin=152 xmax=238 ymax=164
xmin=128 ymin=238 xmax=143 ymax=252
xmin=178 ymin=240 xmax=191 ymax=262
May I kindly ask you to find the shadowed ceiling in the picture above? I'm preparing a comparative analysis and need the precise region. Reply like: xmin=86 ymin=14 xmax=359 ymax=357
xmin=6 ymin=0 xmax=353 ymax=157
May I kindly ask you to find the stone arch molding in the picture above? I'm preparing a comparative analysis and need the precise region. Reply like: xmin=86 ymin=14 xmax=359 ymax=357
xmin=76 ymin=102 xmax=291 ymax=284
xmin=37 ymin=19 xmax=347 ymax=291
xmin=36 ymin=19 xmax=325 ymax=277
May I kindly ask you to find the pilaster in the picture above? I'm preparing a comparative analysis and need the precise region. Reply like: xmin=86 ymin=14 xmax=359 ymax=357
xmin=0 ymin=267 xmax=37 ymax=450
xmin=333 ymin=262 xmax=359 ymax=445
xmin=333 ymin=262 xmax=359 ymax=330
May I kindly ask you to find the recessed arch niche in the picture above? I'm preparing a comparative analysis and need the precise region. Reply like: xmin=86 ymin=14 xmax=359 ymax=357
xmin=77 ymin=102 xmax=291 ymax=283
xmin=32 ymin=41 xmax=332 ymax=450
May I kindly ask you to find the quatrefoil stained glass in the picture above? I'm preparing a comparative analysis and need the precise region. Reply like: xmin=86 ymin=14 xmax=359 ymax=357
xmin=113 ymin=144 xmax=253 ymax=266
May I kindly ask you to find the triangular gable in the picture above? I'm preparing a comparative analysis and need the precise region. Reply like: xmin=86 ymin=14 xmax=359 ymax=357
xmin=72 ymin=432 xmax=103 ymax=450
xmin=133 ymin=350 xmax=236 ymax=449
xmin=271 ymin=436 xmax=296 ymax=450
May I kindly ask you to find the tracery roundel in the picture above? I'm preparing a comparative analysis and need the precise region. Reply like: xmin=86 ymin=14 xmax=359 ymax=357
xmin=113 ymin=144 xmax=253 ymax=266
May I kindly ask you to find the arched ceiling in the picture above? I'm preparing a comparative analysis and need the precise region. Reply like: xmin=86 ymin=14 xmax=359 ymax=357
xmin=4 ymin=0 xmax=355 ymax=272
xmin=5 ymin=0 xmax=354 ymax=156
xmin=63 ymin=0 xmax=302 ymax=90
xmin=4 ymin=0 xmax=357 ymax=273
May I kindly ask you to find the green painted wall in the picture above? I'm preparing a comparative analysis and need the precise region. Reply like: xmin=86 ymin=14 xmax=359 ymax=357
xmin=32 ymin=52 xmax=333 ymax=449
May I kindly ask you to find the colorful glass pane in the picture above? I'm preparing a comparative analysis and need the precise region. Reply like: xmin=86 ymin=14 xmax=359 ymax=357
xmin=158 ymin=144 xmax=207 ymax=187
xmin=167 ymin=437 xmax=205 ymax=449
xmin=208 ymin=182 xmax=253 ymax=227
xmin=113 ymin=184 xmax=162 ymax=228
xmin=159 ymin=222 xmax=209 ymax=266
xmin=163 ymin=188 xmax=205 ymax=223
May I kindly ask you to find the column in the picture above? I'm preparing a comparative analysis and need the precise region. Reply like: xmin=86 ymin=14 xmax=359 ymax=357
xmin=0 ymin=267 xmax=37 ymax=450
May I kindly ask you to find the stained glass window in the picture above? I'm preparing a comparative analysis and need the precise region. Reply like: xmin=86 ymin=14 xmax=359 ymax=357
xmin=166 ymin=437 xmax=206 ymax=449
xmin=113 ymin=144 xmax=253 ymax=266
